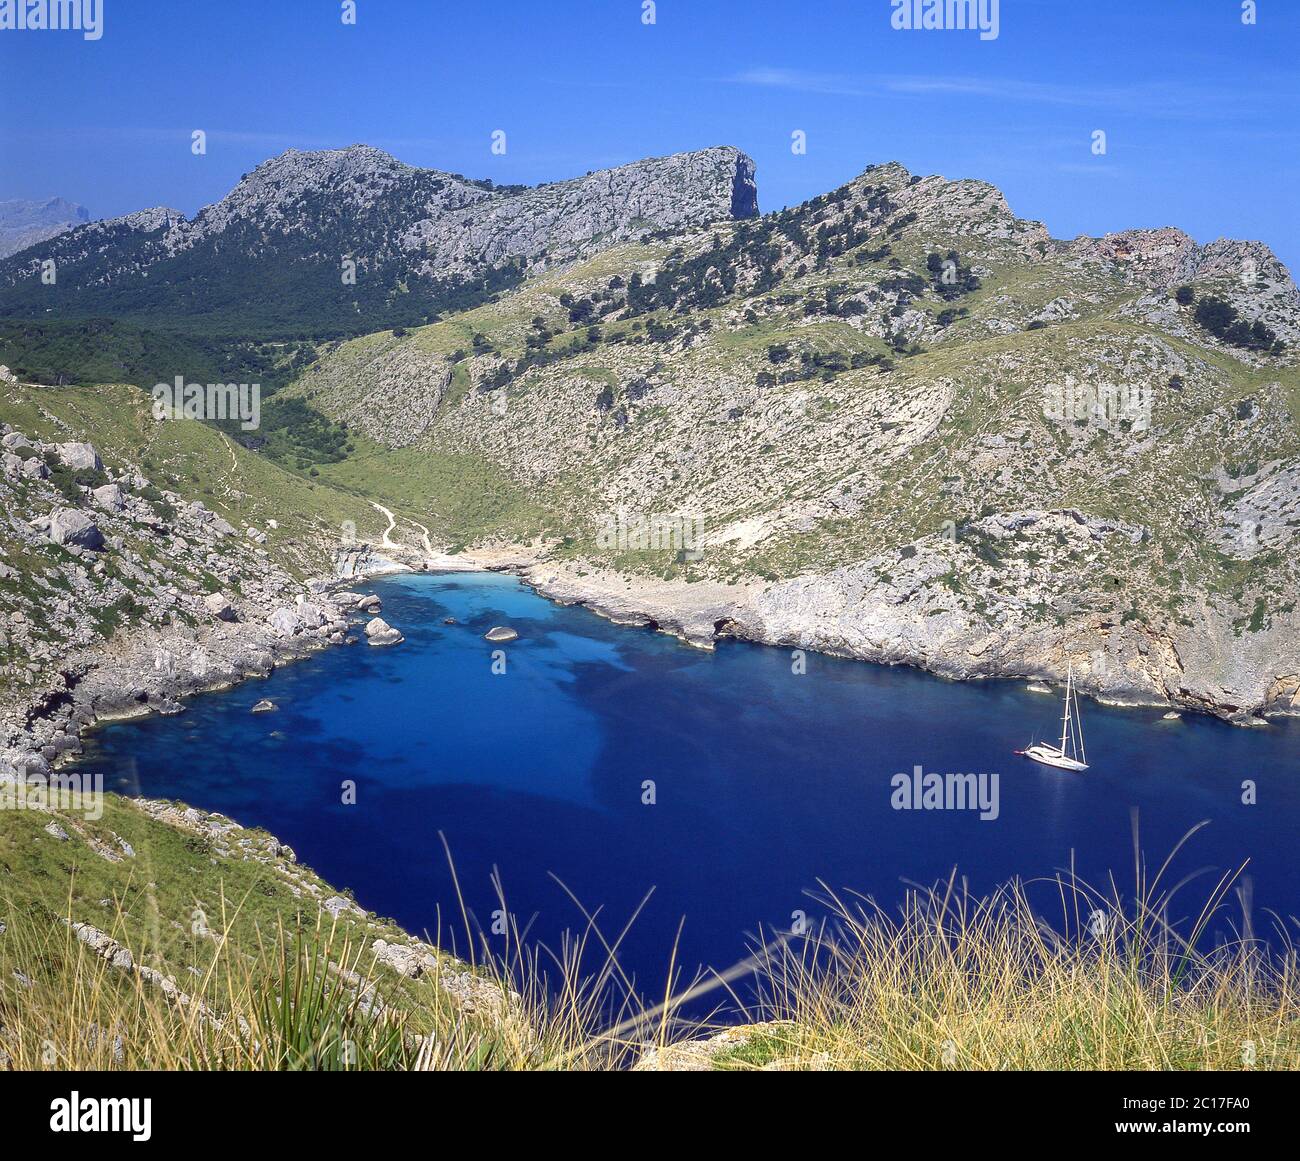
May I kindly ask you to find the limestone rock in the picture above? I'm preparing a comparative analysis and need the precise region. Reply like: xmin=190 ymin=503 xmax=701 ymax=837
xmin=48 ymin=508 xmax=104 ymax=550
xmin=91 ymin=483 xmax=125 ymax=511
xmin=267 ymin=607 xmax=301 ymax=636
xmin=55 ymin=441 xmax=102 ymax=472
xmin=204 ymin=592 xmax=236 ymax=621
xmin=364 ymin=616 xmax=404 ymax=646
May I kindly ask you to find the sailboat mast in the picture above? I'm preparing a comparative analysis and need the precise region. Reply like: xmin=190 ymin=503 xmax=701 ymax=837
xmin=1060 ymin=663 xmax=1073 ymax=754
xmin=1075 ymin=669 xmax=1087 ymax=764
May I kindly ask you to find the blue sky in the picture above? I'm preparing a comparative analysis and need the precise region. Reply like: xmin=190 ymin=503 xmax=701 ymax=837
xmin=2 ymin=0 xmax=1298 ymax=268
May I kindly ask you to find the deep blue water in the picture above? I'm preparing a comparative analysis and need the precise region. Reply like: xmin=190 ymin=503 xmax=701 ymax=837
xmin=76 ymin=572 xmax=1300 ymax=997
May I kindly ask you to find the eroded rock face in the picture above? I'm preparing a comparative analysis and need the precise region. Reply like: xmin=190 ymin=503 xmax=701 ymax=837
xmin=0 ymin=145 xmax=757 ymax=336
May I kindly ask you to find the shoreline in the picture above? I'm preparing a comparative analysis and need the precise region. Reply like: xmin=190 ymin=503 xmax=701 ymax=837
xmin=9 ymin=539 xmax=1292 ymax=791
xmin=1 ymin=548 xmax=413 ymax=781
xmin=500 ymin=556 xmax=1296 ymax=728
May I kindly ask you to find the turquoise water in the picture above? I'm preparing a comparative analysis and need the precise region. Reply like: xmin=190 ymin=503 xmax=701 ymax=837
xmin=76 ymin=572 xmax=1300 ymax=995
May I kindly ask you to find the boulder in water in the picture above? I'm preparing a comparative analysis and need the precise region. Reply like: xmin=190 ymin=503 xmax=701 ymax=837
xmin=365 ymin=617 xmax=404 ymax=646
xmin=484 ymin=626 xmax=518 ymax=643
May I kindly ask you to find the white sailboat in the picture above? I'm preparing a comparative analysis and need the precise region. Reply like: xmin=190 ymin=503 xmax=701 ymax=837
xmin=1016 ymin=662 xmax=1089 ymax=771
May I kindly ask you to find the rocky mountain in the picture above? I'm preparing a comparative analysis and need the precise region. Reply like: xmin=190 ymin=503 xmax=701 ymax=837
xmin=0 ymin=197 xmax=90 ymax=260
xmin=289 ymin=159 xmax=1300 ymax=723
xmin=0 ymin=145 xmax=757 ymax=337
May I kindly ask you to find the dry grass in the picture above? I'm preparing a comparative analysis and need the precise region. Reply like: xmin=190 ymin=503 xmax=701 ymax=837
xmin=2 ymin=827 xmax=1296 ymax=1071
xmin=716 ymin=828 xmax=1299 ymax=1070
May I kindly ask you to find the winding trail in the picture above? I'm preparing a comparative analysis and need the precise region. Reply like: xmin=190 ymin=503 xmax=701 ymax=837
xmin=370 ymin=501 xmax=438 ymax=557
xmin=371 ymin=502 xmax=401 ymax=550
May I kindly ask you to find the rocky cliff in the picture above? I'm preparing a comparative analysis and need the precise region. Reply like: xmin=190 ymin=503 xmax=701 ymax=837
xmin=0 ymin=379 xmax=409 ymax=780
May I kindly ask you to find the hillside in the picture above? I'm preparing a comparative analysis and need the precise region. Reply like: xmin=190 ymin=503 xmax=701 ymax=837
xmin=0 ymin=145 xmax=757 ymax=338
xmin=290 ymin=160 xmax=1300 ymax=722
xmin=0 ymin=377 xmax=396 ymax=776
xmin=0 ymin=790 xmax=511 ymax=1069
xmin=0 ymin=378 xmax=540 ymax=1067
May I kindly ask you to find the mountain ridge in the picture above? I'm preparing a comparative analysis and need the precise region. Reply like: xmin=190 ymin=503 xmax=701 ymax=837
xmin=0 ymin=196 xmax=91 ymax=261
xmin=284 ymin=154 xmax=1300 ymax=724
xmin=0 ymin=145 xmax=758 ymax=337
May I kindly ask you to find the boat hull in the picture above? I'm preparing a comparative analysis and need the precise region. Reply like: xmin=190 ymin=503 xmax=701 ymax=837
xmin=1017 ymin=744 xmax=1088 ymax=772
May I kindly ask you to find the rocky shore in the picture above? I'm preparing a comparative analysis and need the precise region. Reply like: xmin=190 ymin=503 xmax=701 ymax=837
xmin=516 ymin=553 xmax=1300 ymax=727
xmin=0 ymin=549 xmax=409 ymax=782
xmin=0 ymin=407 xmax=414 ymax=781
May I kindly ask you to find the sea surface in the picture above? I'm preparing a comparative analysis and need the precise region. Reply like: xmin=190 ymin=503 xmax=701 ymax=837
xmin=76 ymin=572 xmax=1300 ymax=998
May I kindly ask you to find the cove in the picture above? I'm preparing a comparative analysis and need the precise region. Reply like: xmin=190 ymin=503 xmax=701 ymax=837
xmin=73 ymin=572 xmax=1300 ymax=997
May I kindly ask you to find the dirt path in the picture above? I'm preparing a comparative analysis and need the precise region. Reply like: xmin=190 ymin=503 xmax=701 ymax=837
xmin=370 ymin=502 xmax=401 ymax=550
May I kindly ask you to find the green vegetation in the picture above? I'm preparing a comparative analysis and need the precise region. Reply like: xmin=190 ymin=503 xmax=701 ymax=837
xmin=0 ymin=382 xmax=379 ymax=587
xmin=0 ymin=791 xmax=623 ymax=1070
xmin=1192 ymin=295 xmax=1284 ymax=354
xmin=0 ymin=319 xmax=353 ymax=472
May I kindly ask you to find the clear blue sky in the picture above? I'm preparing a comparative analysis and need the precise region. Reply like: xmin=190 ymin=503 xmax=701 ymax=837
xmin=2 ymin=0 xmax=1298 ymax=268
